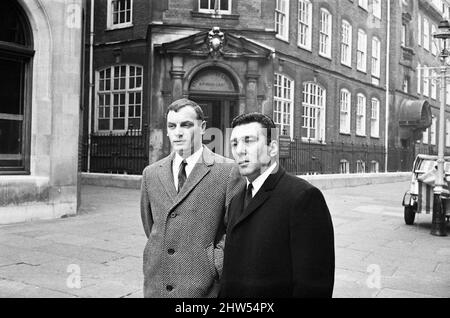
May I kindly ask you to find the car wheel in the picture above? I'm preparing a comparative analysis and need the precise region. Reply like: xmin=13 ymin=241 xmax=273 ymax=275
xmin=404 ymin=206 xmax=416 ymax=225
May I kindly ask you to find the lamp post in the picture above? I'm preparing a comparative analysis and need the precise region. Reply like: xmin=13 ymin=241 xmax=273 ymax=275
xmin=431 ymin=20 xmax=450 ymax=236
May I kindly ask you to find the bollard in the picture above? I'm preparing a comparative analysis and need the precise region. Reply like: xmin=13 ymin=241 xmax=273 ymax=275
xmin=431 ymin=194 xmax=448 ymax=236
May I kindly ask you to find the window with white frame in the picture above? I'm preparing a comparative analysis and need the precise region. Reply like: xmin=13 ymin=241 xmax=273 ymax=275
xmin=97 ymin=65 xmax=143 ymax=132
xmin=417 ymin=63 xmax=421 ymax=94
xmin=424 ymin=18 xmax=430 ymax=51
xmin=371 ymin=37 xmax=381 ymax=79
xmin=273 ymin=74 xmax=294 ymax=138
xmin=302 ymin=82 xmax=326 ymax=142
xmin=418 ymin=14 xmax=422 ymax=46
xmin=340 ymin=89 xmax=351 ymax=134
xmin=403 ymin=77 xmax=409 ymax=93
xmin=447 ymin=85 xmax=450 ymax=105
xmin=401 ymin=24 xmax=407 ymax=46
xmin=423 ymin=65 xmax=429 ymax=97
xmin=275 ymin=0 xmax=289 ymax=40
xmin=356 ymin=160 xmax=366 ymax=173
xmin=431 ymin=116 xmax=437 ymax=145
xmin=199 ymin=0 xmax=232 ymax=14
xmin=357 ymin=29 xmax=367 ymax=72
xmin=446 ymin=119 xmax=450 ymax=147
xmin=340 ymin=159 xmax=350 ymax=174
xmin=423 ymin=126 xmax=429 ymax=144
xmin=358 ymin=0 xmax=368 ymax=10
xmin=370 ymin=98 xmax=380 ymax=138
xmin=341 ymin=20 xmax=352 ymax=66
xmin=372 ymin=0 xmax=381 ymax=19
xmin=319 ymin=8 xmax=332 ymax=58
xmin=432 ymin=24 xmax=438 ymax=56
xmin=298 ymin=0 xmax=312 ymax=50
xmin=356 ymin=93 xmax=366 ymax=136
xmin=431 ymin=69 xmax=437 ymax=99
xmin=107 ymin=0 xmax=133 ymax=29
xmin=370 ymin=160 xmax=379 ymax=173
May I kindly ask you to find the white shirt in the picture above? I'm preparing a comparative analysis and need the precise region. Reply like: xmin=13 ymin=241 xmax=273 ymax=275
xmin=246 ymin=162 xmax=278 ymax=198
xmin=172 ymin=147 xmax=204 ymax=192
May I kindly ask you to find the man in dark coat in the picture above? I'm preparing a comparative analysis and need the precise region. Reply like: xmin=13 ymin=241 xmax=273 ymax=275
xmin=220 ymin=113 xmax=335 ymax=298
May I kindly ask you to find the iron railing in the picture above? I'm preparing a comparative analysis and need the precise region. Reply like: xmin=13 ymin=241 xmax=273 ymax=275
xmin=82 ymin=125 xmax=148 ymax=175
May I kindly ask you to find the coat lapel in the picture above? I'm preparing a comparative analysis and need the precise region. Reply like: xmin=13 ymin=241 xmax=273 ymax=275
xmin=157 ymin=152 xmax=177 ymax=203
xmin=231 ymin=165 xmax=286 ymax=231
xmin=169 ymin=146 xmax=215 ymax=213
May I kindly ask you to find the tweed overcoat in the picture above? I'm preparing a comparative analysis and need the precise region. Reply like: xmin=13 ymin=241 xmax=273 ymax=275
xmin=140 ymin=146 xmax=242 ymax=298
xmin=220 ymin=165 xmax=335 ymax=298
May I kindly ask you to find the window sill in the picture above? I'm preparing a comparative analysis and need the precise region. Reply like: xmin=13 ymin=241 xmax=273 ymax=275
xmin=339 ymin=132 xmax=351 ymax=136
xmin=106 ymin=23 xmax=134 ymax=31
xmin=275 ymin=34 xmax=290 ymax=43
xmin=190 ymin=11 xmax=239 ymax=20
xmin=357 ymin=68 xmax=367 ymax=74
xmin=370 ymin=135 xmax=380 ymax=139
xmin=341 ymin=62 xmax=352 ymax=69
xmin=297 ymin=44 xmax=312 ymax=52
xmin=319 ymin=53 xmax=332 ymax=61
xmin=301 ymin=138 xmax=326 ymax=145
xmin=356 ymin=134 xmax=367 ymax=137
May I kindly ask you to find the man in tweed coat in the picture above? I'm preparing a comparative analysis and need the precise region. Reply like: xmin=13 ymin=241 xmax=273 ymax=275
xmin=140 ymin=98 xmax=242 ymax=298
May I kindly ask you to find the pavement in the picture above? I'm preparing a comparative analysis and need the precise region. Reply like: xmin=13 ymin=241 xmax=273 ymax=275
xmin=0 ymin=181 xmax=449 ymax=298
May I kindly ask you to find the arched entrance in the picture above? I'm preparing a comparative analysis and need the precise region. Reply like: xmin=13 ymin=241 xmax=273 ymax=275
xmin=188 ymin=67 xmax=239 ymax=157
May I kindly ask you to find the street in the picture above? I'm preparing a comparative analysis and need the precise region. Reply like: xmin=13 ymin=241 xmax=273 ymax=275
xmin=0 ymin=180 xmax=449 ymax=298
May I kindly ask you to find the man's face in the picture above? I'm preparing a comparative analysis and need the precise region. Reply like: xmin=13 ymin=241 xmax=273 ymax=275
xmin=167 ymin=106 xmax=205 ymax=157
xmin=230 ymin=122 xmax=275 ymax=181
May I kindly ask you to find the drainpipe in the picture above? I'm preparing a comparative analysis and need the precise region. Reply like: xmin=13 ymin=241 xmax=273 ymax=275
xmin=384 ymin=0 xmax=391 ymax=173
xmin=87 ymin=0 xmax=94 ymax=172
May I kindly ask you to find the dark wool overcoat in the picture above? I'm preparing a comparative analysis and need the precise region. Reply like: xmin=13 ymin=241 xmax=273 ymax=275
xmin=220 ymin=165 xmax=335 ymax=298
xmin=140 ymin=146 xmax=242 ymax=298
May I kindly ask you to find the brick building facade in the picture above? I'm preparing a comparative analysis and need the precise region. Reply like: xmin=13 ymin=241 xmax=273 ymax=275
xmin=82 ymin=0 xmax=439 ymax=175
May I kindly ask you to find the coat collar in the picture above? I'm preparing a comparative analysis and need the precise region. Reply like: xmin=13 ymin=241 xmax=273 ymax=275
xmin=230 ymin=164 xmax=285 ymax=231
xmin=157 ymin=146 xmax=216 ymax=212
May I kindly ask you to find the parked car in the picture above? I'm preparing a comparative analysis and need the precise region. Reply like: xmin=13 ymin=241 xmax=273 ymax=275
xmin=402 ymin=154 xmax=450 ymax=225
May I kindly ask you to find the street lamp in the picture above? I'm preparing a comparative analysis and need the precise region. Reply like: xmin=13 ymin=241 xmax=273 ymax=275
xmin=431 ymin=20 xmax=450 ymax=236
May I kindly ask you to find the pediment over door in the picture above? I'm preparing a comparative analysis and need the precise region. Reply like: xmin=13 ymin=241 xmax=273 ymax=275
xmin=158 ymin=27 xmax=274 ymax=60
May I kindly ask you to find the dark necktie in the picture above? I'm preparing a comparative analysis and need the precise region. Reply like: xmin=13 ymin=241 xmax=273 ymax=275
xmin=243 ymin=183 xmax=253 ymax=211
xmin=178 ymin=160 xmax=187 ymax=193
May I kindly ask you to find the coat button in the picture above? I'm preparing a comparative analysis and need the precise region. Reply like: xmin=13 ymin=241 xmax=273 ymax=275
xmin=170 ymin=212 xmax=178 ymax=218
xmin=168 ymin=248 xmax=175 ymax=255
xmin=166 ymin=285 xmax=173 ymax=291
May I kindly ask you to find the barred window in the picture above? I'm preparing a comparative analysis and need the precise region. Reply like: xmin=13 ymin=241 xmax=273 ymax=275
xmin=340 ymin=89 xmax=351 ymax=134
xmin=370 ymin=161 xmax=379 ymax=173
xmin=340 ymin=159 xmax=350 ymax=174
xmin=357 ymin=29 xmax=367 ymax=72
xmin=96 ymin=65 xmax=143 ymax=132
xmin=319 ymin=9 xmax=332 ymax=58
xmin=273 ymin=74 xmax=294 ymax=138
xmin=302 ymin=82 xmax=326 ymax=142
xmin=372 ymin=0 xmax=381 ymax=19
xmin=341 ymin=20 xmax=352 ymax=66
xmin=356 ymin=160 xmax=366 ymax=174
xmin=430 ymin=116 xmax=437 ymax=145
xmin=371 ymin=37 xmax=381 ymax=79
xmin=356 ymin=93 xmax=366 ymax=136
xmin=108 ymin=0 xmax=132 ymax=29
xmin=298 ymin=0 xmax=312 ymax=50
xmin=370 ymin=98 xmax=380 ymax=138
xmin=199 ymin=0 xmax=231 ymax=14
xmin=275 ymin=0 xmax=289 ymax=40
xmin=424 ymin=18 xmax=430 ymax=51
xmin=358 ymin=0 xmax=368 ymax=10
xmin=423 ymin=65 xmax=429 ymax=97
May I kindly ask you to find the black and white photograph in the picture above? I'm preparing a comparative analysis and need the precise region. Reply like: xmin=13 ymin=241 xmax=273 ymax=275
xmin=0 ymin=0 xmax=449 ymax=302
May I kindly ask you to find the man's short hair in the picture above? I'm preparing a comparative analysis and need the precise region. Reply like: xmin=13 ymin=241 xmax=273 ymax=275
xmin=166 ymin=98 xmax=204 ymax=121
xmin=231 ymin=112 xmax=277 ymax=144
